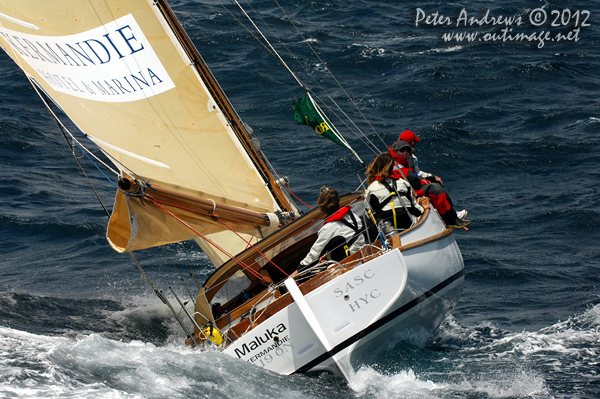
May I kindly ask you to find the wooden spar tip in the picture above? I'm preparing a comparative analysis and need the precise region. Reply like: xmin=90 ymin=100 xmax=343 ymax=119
xmin=116 ymin=177 xmax=299 ymax=227
xmin=117 ymin=176 xmax=145 ymax=195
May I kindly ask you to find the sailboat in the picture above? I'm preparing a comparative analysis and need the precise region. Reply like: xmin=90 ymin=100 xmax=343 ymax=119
xmin=0 ymin=0 xmax=464 ymax=380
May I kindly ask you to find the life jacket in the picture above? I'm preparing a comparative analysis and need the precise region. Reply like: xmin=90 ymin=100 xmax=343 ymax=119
xmin=321 ymin=206 xmax=363 ymax=259
xmin=389 ymin=147 xmax=429 ymax=189
xmin=388 ymin=147 xmax=453 ymax=216
xmin=368 ymin=179 xmax=421 ymax=230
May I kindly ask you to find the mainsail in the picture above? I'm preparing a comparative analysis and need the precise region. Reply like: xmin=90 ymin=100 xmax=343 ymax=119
xmin=0 ymin=0 xmax=296 ymax=265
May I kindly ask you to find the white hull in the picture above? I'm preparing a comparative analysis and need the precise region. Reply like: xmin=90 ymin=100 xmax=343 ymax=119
xmin=223 ymin=209 xmax=464 ymax=376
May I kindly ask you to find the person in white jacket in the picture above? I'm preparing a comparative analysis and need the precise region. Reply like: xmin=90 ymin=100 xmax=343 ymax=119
xmin=299 ymin=189 xmax=366 ymax=271
xmin=365 ymin=152 xmax=425 ymax=230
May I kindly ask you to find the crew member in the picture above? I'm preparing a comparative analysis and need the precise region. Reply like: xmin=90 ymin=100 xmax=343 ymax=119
xmin=298 ymin=189 xmax=366 ymax=271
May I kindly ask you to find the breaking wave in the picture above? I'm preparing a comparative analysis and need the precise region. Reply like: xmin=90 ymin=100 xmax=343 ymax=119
xmin=2 ymin=304 xmax=598 ymax=398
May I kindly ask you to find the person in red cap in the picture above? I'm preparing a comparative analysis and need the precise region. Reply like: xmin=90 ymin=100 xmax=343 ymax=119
xmin=395 ymin=130 xmax=443 ymax=186
xmin=389 ymin=139 xmax=469 ymax=226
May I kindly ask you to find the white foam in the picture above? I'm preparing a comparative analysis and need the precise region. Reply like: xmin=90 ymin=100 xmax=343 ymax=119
xmin=466 ymin=305 xmax=600 ymax=363
xmin=2 ymin=304 xmax=599 ymax=398
xmin=462 ymin=367 xmax=549 ymax=398
xmin=428 ymin=45 xmax=465 ymax=53
xmin=345 ymin=364 xmax=549 ymax=399
xmin=349 ymin=367 xmax=445 ymax=398
xmin=0 ymin=327 xmax=143 ymax=398
xmin=0 ymin=327 xmax=322 ymax=399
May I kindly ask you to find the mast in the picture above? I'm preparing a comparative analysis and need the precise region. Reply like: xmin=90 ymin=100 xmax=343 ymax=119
xmin=153 ymin=0 xmax=295 ymax=214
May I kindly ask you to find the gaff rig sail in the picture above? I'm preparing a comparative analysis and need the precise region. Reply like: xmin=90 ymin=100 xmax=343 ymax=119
xmin=0 ymin=0 xmax=299 ymax=268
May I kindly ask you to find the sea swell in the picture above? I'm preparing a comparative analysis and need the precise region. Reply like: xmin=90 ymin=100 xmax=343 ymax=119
xmin=2 ymin=304 xmax=599 ymax=398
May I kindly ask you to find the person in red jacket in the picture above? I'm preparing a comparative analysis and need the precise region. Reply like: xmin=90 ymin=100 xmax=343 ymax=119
xmin=390 ymin=142 xmax=469 ymax=230
xmin=392 ymin=130 xmax=443 ymax=186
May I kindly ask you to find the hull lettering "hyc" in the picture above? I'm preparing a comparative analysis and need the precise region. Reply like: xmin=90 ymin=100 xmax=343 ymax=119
xmin=331 ymin=269 xmax=381 ymax=312
xmin=348 ymin=289 xmax=381 ymax=312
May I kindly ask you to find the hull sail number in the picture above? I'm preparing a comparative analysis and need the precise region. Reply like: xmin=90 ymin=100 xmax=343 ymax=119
xmin=0 ymin=14 xmax=175 ymax=102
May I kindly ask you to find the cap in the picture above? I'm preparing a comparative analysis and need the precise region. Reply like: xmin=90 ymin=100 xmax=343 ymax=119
xmin=399 ymin=130 xmax=421 ymax=144
xmin=391 ymin=140 xmax=412 ymax=153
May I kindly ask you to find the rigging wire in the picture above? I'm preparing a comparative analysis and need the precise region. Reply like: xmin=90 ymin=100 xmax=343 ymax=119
xmin=17 ymin=73 xmax=153 ymax=198
xmin=1 ymin=35 xmax=121 ymax=184
xmin=162 ymin=247 xmax=196 ymax=305
xmin=216 ymin=218 xmax=289 ymax=278
xmin=29 ymin=89 xmax=200 ymax=340
xmin=323 ymin=166 xmax=368 ymax=192
xmin=2 ymin=12 xmax=316 ymax=342
xmin=271 ymin=0 xmax=388 ymax=148
xmin=12 ymin=65 xmax=152 ymax=194
xmin=27 ymin=88 xmax=119 ymax=176
xmin=283 ymin=184 xmax=313 ymax=209
xmin=233 ymin=0 xmax=306 ymax=90
xmin=145 ymin=197 xmax=268 ymax=283
xmin=14 ymin=57 xmax=234 ymax=322
xmin=182 ymin=245 xmax=204 ymax=290
xmin=235 ymin=0 xmax=382 ymax=157
xmin=4 ymin=46 xmax=202 ymax=339
xmin=3 ymin=3 xmax=391 ymax=344
xmin=38 ymin=83 xmax=274 ymax=303
xmin=50 ymin=113 xmax=111 ymax=218
xmin=227 ymin=0 xmax=382 ymax=157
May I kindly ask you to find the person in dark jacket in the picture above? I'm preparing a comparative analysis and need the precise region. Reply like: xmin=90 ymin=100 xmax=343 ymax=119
xmin=389 ymin=143 xmax=470 ymax=230
xmin=392 ymin=130 xmax=444 ymax=186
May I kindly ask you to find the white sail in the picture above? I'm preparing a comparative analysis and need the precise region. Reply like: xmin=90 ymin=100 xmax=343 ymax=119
xmin=0 ymin=0 xmax=295 ymax=264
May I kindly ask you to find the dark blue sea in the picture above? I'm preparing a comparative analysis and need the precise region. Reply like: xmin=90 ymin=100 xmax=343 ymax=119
xmin=1 ymin=0 xmax=600 ymax=398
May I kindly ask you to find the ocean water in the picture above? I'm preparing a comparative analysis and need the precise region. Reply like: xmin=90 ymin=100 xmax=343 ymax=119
xmin=1 ymin=0 xmax=600 ymax=398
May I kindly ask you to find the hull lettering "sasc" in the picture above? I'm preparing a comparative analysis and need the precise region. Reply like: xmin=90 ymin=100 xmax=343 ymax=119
xmin=333 ymin=269 xmax=375 ymax=297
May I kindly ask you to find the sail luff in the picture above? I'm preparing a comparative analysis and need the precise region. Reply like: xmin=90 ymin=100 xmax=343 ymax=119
xmin=153 ymin=0 xmax=295 ymax=214
xmin=0 ymin=0 xmax=296 ymax=263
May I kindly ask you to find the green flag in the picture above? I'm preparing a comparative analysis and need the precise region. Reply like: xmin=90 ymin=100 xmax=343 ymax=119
xmin=292 ymin=93 xmax=350 ymax=149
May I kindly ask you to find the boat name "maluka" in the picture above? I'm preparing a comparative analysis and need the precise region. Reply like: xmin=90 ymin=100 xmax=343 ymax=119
xmin=233 ymin=323 xmax=288 ymax=358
